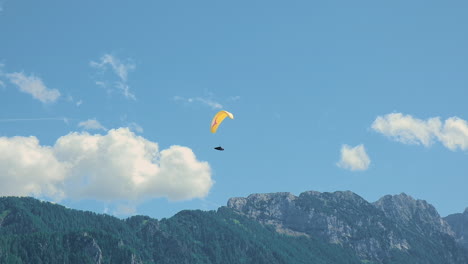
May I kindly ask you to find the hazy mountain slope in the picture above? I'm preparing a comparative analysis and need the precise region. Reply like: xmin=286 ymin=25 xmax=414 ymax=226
xmin=445 ymin=208 xmax=468 ymax=250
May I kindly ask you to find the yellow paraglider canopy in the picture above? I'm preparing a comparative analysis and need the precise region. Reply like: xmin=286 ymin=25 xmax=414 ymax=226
xmin=210 ymin=110 xmax=234 ymax=133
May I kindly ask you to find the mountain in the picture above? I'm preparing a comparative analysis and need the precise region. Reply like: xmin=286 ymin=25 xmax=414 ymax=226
xmin=445 ymin=208 xmax=468 ymax=250
xmin=373 ymin=193 xmax=454 ymax=235
xmin=0 ymin=196 xmax=360 ymax=264
xmin=1 ymin=191 xmax=468 ymax=264
xmin=228 ymin=191 xmax=468 ymax=264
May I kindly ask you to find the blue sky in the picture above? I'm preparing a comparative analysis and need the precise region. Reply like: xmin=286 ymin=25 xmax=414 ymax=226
xmin=1 ymin=0 xmax=467 ymax=218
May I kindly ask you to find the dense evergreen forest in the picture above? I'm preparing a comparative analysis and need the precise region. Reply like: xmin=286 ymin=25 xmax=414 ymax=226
xmin=0 ymin=197 xmax=361 ymax=264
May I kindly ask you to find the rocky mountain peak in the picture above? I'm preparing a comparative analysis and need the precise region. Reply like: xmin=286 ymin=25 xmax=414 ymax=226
xmin=373 ymin=193 xmax=424 ymax=221
xmin=226 ymin=190 xmax=468 ymax=263
xmin=227 ymin=190 xmax=412 ymax=262
xmin=227 ymin=192 xmax=296 ymax=216
xmin=227 ymin=192 xmax=303 ymax=237
xmin=373 ymin=193 xmax=453 ymax=236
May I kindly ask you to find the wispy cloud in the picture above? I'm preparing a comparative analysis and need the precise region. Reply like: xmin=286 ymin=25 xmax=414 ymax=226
xmin=115 ymin=82 xmax=135 ymax=100
xmin=174 ymin=96 xmax=223 ymax=109
xmin=95 ymin=81 xmax=107 ymax=88
xmin=128 ymin=122 xmax=144 ymax=133
xmin=66 ymin=95 xmax=83 ymax=107
xmin=372 ymin=113 xmax=468 ymax=151
xmin=228 ymin=95 xmax=241 ymax=102
xmin=337 ymin=144 xmax=371 ymax=171
xmin=0 ymin=128 xmax=213 ymax=202
xmin=6 ymin=72 xmax=60 ymax=103
xmin=78 ymin=119 xmax=107 ymax=131
xmin=0 ymin=117 xmax=68 ymax=123
xmin=90 ymin=54 xmax=135 ymax=81
xmin=90 ymin=54 xmax=136 ymax=100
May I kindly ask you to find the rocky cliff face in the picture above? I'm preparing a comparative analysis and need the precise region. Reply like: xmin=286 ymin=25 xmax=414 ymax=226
xmin=227 ymin=190 xmax=467 ymax=264
xmin=228 ymin=191 xmax=405 ymax=262
xmin=445 ymin=208 xmax=468 ymax=249
xmin=373 ymin=193 xmax=454 ymax=236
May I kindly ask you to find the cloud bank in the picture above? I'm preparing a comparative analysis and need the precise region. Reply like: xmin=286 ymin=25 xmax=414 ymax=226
xmin=6 ymin=72 xmax=61 ymax=103
xmin=372 ymin=113 xmax=468 ymax=151
xmin=0 ymin=128 xmax=213 ymax=201
xmin=337 ymin=144 xmax=370 ymax=171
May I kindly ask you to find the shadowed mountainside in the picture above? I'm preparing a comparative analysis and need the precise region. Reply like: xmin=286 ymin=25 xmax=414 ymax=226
xmin=445 ymin=208 xmax=468 ymax=250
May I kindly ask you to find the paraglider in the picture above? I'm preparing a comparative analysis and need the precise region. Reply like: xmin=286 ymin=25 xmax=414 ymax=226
xmin=210 ymin=110 xmax=234 ymax=150
xmin=210 ymin=110 xmax=234 ymax=133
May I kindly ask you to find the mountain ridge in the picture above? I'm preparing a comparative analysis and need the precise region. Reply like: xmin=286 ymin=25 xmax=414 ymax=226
xmin=227 ymin=190 xmax=468 ymax=263
xmin=0 ymin=191 xmax=467 ymax=264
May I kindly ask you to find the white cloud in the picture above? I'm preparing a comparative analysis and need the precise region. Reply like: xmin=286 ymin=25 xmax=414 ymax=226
xmin=372 ymin=113 xmax=468 ymax=151
xmin=6 ymin=72 xmax=60 ymax=103
xmin=78 ymin=119 xmax=107 ymax=131
xmin=0 ymin=128 xmax=213 ymax=202
xmin=90 ymin=54 xmax=136 ymax=100
xmin=337 ymin=144 xmax=371 ymax=171
xmin=438 ymin=117 xmax=468 ymax=151
xmin=0 ymin=136 xmax=67 ymax=198
xmin=174 ymin=96 xmax=223 ymax=109
xmin=371 ymin=113 xmax=440 ymax=146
